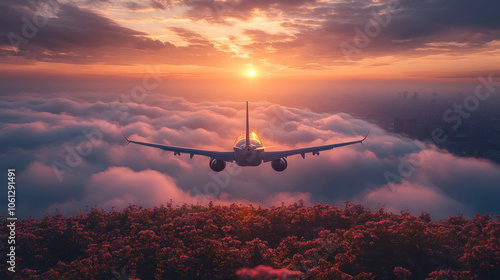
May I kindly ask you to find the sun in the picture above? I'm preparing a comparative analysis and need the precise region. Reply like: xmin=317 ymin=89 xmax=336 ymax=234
xmin=247 ymin=69 xmax=255 ymax=77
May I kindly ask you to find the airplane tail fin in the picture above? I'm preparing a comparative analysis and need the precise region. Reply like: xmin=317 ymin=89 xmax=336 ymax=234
xmin=246 ymin=101 xmax=250 ymax=146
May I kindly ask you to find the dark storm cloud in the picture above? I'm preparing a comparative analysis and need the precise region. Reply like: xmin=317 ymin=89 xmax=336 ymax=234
xmin=0 ymin=0 xmax=178 ymax=64
xmin=319 ymin=0 xmax=500 ymax=57
xmin=1 ymin=92 xmax=500 ymax=219
xmin=392 ymin=0 xmax=500 ymax=39
xmin=0 ymin=0 xmax=43 ymax=36
xmin=0 ymin=0 xmax=170 ymax=50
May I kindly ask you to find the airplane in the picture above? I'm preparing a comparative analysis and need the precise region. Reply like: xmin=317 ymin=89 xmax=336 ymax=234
xmin=123 ymin=102 xmax=369 ymax=172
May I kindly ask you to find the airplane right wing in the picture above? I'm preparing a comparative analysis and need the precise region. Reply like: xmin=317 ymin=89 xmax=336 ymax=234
xmin=262 ymin=131 xmax=369 ymax=162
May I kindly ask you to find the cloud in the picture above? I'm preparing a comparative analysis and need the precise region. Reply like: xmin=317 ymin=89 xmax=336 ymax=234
xmin=0 ymin=0 xmax=171 ymax=52
xmin=1 ymin=92 xmax=499 ymax=219
xmin=43 ymin=166 xmax=191 ymax=214
xmin=45 ymin=166 xmax=313 ymax=214
xmin=358 ymin=181 xmax=469 ymax=218
xmin=0 ymin=0 xmax=240 ymax=66
xmin=85 ymin=167 xmax=192 ymax=208
xmin=411 ymin=149 xmax=500 ymax=214
xmin=177 ymin=0 xmax=500 ymax=65
xmin=2 ymin=0 xmax=499 ymax=69
xmin=182 ymin=0 xmax=317 ymax=22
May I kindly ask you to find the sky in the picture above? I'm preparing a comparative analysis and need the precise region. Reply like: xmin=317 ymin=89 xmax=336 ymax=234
xmin=1 ymin=0 xmax=500 ymax=81
xmin=1 ymin=0 xmax=500 ymax=219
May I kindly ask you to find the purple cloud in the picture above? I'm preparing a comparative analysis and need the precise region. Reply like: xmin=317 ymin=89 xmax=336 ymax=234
xmin=1 ymin=92 xmax=499 ymax=220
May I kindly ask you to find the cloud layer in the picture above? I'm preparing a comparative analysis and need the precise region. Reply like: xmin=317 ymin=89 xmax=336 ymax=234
xmin=1 ymin=91 xmax=499 ymax=219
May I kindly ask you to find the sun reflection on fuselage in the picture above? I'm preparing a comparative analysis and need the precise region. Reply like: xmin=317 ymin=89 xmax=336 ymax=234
xmin=233 ymin=132 xmax=264 ymax=166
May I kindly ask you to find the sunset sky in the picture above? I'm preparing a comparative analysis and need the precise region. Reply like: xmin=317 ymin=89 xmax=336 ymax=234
xmin=1 ymin=0 xmax=500 ymax=219
xmin=2 ymin=0 xmax=500 ymax=81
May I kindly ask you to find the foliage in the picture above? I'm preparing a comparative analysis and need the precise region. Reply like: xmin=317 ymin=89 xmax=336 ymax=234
xmin=1 ymin=203 xmax=499 ymax=280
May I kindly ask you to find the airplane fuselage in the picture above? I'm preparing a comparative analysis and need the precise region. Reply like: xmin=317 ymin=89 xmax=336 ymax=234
xmin=233 ymin=133 xmax=264 ymax=166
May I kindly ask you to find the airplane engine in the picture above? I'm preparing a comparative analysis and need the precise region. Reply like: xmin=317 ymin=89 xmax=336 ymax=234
xmin=271 ymin=158 xmax=287 ymax=172
xmin=210 ymin=158 xmax=226 ymax=172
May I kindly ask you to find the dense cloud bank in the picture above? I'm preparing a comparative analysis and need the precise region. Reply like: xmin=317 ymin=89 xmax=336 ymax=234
xmin=1 ymin=91 xmax=499 ymax=218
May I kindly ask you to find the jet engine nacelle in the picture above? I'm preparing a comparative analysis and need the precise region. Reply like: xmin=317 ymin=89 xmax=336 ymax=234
xmin=271 ymin=158 xmax=287 ymax=172
xmin=210 ymin=158 xmax=226 ymax=172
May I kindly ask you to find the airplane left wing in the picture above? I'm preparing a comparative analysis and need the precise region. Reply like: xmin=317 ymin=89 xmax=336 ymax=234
xmin=123 ymin=135 xmax=234 ymax=162
xmin=262 ymin=131 xmax=369 ymax=163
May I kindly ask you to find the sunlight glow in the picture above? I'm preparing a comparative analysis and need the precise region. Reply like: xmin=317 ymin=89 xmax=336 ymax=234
xmin=248 ymin=69 xmax=255 ymax=77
